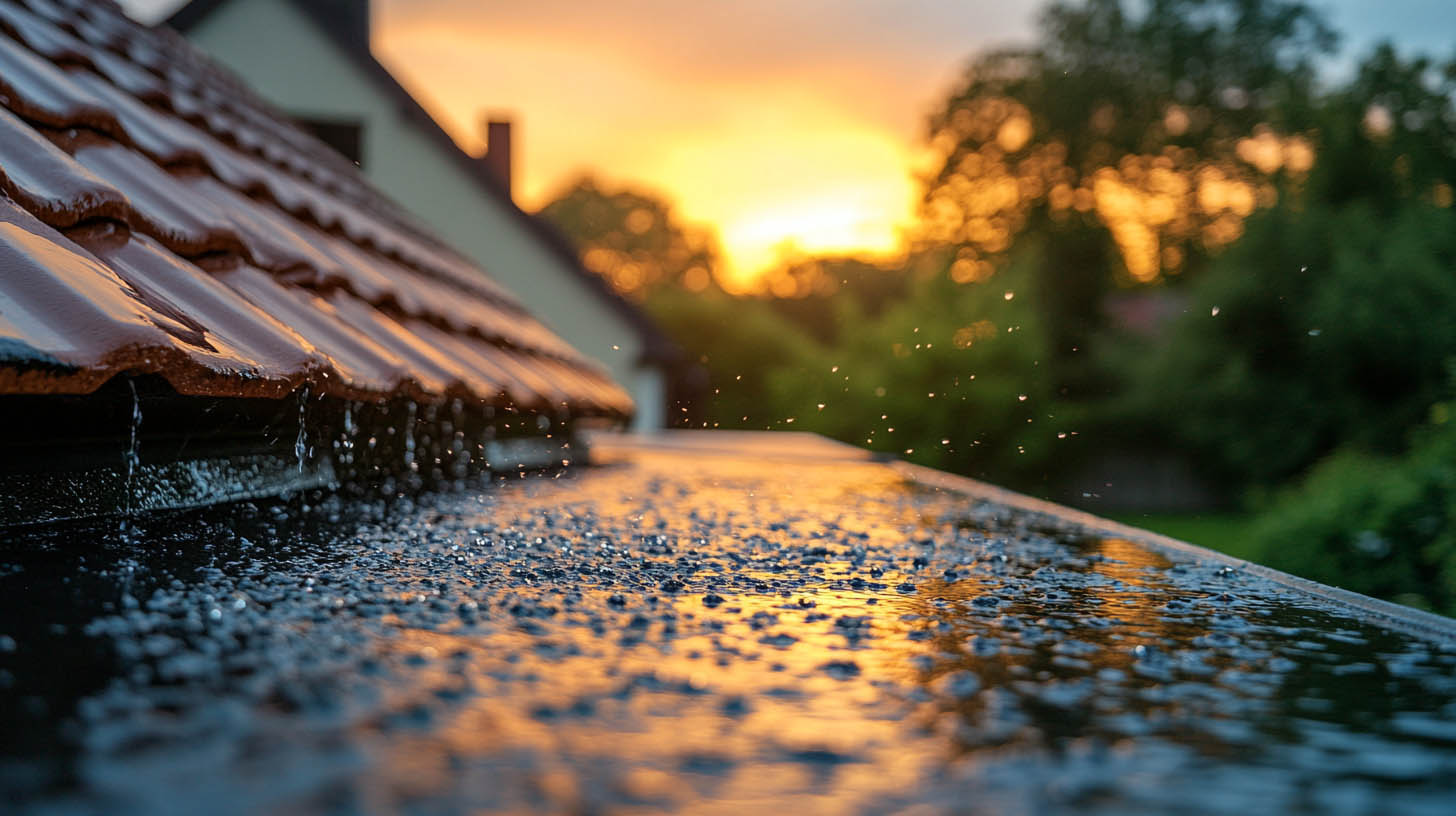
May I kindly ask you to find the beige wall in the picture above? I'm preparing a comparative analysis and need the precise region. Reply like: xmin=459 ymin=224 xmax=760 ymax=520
xmin=186 ymin=0 xmax=663 ymax=428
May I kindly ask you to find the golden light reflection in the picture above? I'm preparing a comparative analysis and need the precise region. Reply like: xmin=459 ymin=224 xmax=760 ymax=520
xmin=952 ymin=320 xmax=998 ymax=349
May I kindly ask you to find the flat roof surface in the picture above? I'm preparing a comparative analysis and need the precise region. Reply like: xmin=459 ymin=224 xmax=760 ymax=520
xmin=3 ymin=433 xmax=1455 ymax=813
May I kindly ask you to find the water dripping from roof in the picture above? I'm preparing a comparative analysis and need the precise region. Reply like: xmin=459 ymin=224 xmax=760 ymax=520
xmin=124 ymin=378 xmax=141 ymax=510
xmin=404 ymin=401 xmax=418 ymax=473
xmin=294 ymin=386 xmax=309 ymax=473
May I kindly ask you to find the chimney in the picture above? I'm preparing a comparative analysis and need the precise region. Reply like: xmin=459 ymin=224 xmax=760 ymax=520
xmin=311 ymin=0 xmax=371 ymax=54
xmin=480 ymin=116 xmax=513 ymax=200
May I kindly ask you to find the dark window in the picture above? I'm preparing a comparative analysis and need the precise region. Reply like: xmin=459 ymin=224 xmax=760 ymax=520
xmin=294 ymin=116 xmax=363 ymax=166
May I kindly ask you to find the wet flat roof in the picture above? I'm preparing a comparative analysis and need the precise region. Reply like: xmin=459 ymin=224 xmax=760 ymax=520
xmin=3 ymin=433 xmax=1453 ymax=813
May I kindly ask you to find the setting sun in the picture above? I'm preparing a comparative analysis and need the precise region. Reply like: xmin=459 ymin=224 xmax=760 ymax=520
xmin=369 ymin=0 xmax=1036 ymax=289
xmin=652 ymin=121 xmax=915 ymax=291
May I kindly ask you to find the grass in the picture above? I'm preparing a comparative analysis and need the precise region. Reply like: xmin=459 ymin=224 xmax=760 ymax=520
xmin=1105 ymin=512 xmax=1260 ymax=562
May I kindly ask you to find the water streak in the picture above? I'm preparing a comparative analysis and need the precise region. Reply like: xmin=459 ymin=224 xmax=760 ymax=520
xmin=123 ymin=379 xmax=142 ymax=512
xmin=404 ymin=401 xmax=418 ymax=472
xmin=294 ymin=386 xmax=309 ymax=473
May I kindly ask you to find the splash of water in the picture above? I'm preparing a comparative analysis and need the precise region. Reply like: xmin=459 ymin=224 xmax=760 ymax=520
xmin=338 ymin=401 xmax=358 ymax=467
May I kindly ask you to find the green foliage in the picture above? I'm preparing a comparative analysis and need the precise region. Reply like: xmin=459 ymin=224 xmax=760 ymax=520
xmin=1311 ymin=44 xmax=1456 ymax=212
xmin=784 ymin=245 xmax=1075 ymax=486
xmin=921 ymin=0 xmax=1337 ymax=400
xmin=1124 ymin=199 xmax=1456 ymax=487
xmin=643 ymin=287 xmax=824 ymax=428
xmin=1247 ymin=420 xmax=1456 ymax=614
xmin=648 ymin=246 xmax=1082 ymax=489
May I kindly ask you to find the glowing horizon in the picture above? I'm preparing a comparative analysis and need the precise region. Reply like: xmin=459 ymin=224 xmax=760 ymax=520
xmin=371 ymin=1 xmax=1036 ymax=290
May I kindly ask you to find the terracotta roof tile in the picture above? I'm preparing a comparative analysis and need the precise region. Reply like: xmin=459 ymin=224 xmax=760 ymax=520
xmin=0 ymin=0 xmax=630 ymax=418
xmin=0 ymin=108 xmax=129 ymax=225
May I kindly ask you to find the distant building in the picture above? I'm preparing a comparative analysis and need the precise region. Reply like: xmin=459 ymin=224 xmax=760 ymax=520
xmin=168 ymin=0 xmax=681 ymax=429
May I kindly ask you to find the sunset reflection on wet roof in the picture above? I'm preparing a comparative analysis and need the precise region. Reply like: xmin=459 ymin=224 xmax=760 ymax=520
xmin=5 ymin=441 xmax=1454 ymax=812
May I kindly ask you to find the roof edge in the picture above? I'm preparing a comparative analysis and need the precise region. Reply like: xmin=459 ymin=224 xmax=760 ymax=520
xmin=892 ymin=460 xmax=1456 ymax=646
xmin=583 ymin=429 xmax=1456 ymax=645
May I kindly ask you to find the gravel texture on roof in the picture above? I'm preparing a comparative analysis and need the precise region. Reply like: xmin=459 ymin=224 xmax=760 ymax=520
xmin=0 ymin=0 xmax=628 ymax=417
xmin=2 ymin=440 xmax=1453 ymax=814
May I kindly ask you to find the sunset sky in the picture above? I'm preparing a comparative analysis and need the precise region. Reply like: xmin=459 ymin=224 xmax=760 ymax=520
xmin=131 ymin=0 xmax=1454 ymax=288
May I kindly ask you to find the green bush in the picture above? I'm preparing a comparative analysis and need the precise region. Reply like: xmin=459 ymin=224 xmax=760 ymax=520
xmin=1247 ymin=417 xmax=1456 ymax=614
xmin=647 ymin=245 xmax=1084 ymax=491
xmin=752 ymin=243 xmax=1091 ymax=488
xmin=1126 ymin=200 xmax=1456 ymax=489
xmin=644 ymin=287 xmax=824 ymax=428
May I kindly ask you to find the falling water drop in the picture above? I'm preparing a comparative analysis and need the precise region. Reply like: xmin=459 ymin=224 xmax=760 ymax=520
xmin=123 ymin=379 xmax=142 ymax=512
xmin=404 ymin=401 xmax=418 ymax=472
xmin=294 ymin=386 xmax=309 ymax=473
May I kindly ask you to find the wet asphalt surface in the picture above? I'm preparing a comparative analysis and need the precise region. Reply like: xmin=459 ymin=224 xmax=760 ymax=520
xmin=2 ymin=448 xmax=1455 ymax=814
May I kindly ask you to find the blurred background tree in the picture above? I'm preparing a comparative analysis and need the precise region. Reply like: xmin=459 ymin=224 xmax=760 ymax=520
xmin=1124 ymin=44 xmax=1456 ymax=488
xmin=920 ymin=0 xmax=1334 ymax=397
xmin=538 ymin=176 xmax=721 ymax=297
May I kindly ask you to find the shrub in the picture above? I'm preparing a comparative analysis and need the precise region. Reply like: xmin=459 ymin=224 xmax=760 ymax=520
xmin=1247 ymin=417 xmax=1456 ymax=614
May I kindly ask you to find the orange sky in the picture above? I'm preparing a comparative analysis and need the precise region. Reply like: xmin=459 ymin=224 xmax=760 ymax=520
xmin=369 ymin=0 xmax=1036 ymax=289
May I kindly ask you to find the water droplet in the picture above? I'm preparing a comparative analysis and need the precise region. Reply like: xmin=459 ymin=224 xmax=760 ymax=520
xmin=123 ymin=379 xmax=142 ymax=508
xmin=1211 ymin=306 xmax=1220 ymax=316
xmin=1004 ymin=291 xmax=1015 ymax=300
xmin=294 ymin=386 xmax=309 ymax=472
xmin=403 ymin=401 xmax=418 ymax=471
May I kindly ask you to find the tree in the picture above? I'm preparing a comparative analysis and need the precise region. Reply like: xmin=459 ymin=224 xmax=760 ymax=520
xmin=1305 ymin=43 xmax=1456 ymax=213
xmin=537 ymin=176 xmax=721 ymax=297
xmin=1121 ymin=45 xmax=1456 ymax=488
xmin=921 ymin=0 xmax=1336 ymax=395
xmin=739 ymin=244 xmax=1078 ymax=489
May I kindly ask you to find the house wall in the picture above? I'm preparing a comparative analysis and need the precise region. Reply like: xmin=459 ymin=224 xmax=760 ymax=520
xmin=184 ymin=0 xmax=661 ymax=428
